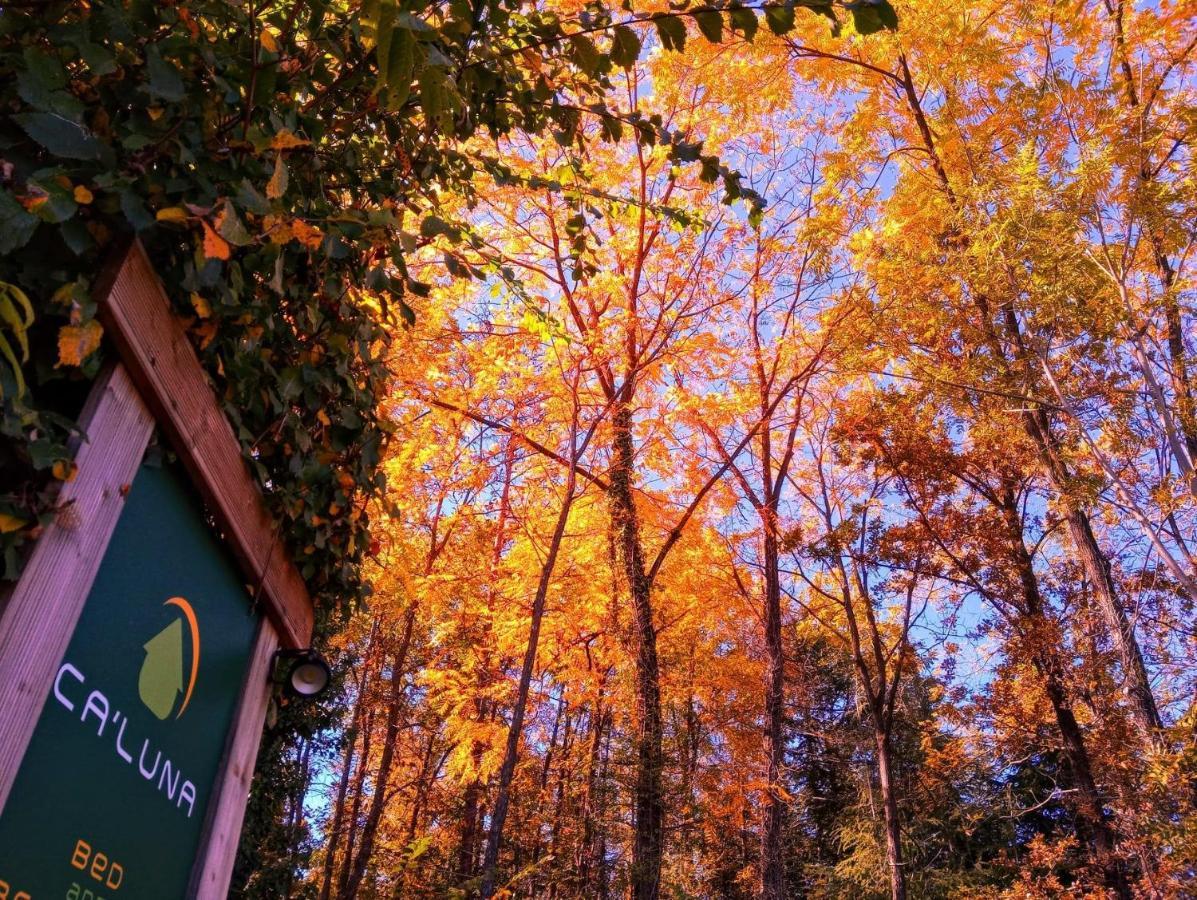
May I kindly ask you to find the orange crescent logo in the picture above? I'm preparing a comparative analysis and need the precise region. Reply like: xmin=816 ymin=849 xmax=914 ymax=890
xmin=164 ymin=597 xmax=200 ymax=718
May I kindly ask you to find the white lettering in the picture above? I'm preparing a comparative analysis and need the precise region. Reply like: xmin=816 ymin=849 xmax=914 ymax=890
xmin=54 ymin=662 xmax=84 ymax=712
xmin=137 ymin=740 xmax=161 ymax=781
xmin=55 ymin=661 xmax=198 ymax=821
xmin=113 ymin=713 xmax=133 ymax=763
xmin=179 ymin=781 xmax=196 ymax=818
xmin=158 ymin=759 xmax=180 ymax=800
xmin=80 ymin=690 xmax=109 ymax=736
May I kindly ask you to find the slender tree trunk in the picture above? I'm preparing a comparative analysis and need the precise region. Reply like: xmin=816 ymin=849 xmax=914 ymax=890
xmin=480 ymin=462 xmax=578 ymax=897
xmin=342 ymin=605 xmax=418 ymax=898
xmin=893 ymin=50 xmax=1163 ymax=743
xmin=999 ymin=489 xmax=1130 ymax=898
xmin=577 ymin=699 xmax=608 ymax=892
xmin=1103 ymin=0 xmax=1197 ymax=469
xmin=322 ymin=620 xmax=380 ymax=900
xmin=459 ymin=441 xmax=518 ymax=886
xmin=282 ymin=738 xmax=312 ymax=899
xmin=1018 ymin=403 xmax=1163 ymax=741
xmin=1040 ymin=665 xmax=1130 ymax=898
xmin=337 ymin=707 xmax=373 ymax=897
xmin=873 ymin=728 xmax=906 ymax=900
xmin=607 ymin=400 xmax=665 ymax=900
xmin=596 ymin=721 xmax=613 ymax=900
xmin=321 ymin=725 xmax=357 ymax=900
xmin=547 ymin=705 xmax=576 ymax=899
xmin=760 ymin=522 xmax=786 ymax=900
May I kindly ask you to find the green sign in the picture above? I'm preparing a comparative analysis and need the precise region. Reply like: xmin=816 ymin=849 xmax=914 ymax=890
xmin=0 ymin=462 xmax=261 ymax=899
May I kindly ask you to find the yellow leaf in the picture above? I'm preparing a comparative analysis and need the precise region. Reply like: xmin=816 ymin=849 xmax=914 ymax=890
xmin=201 ymin=220 xmax=231 ymax=260
xmin=57 ymin=320 xmax=104 ymax=368
xmin=270 ymin=129 xmax=309 ymax=151
xmin=191 ymin=292 xmax=212 ymax=318
xmin=317 ymin=408 xmax=331 ymax=426
xmin=193 ymin=320 xmax=219 ymax=349
xmin=52 ymin=460 xmax=78 ymax=482
xmin=156 ymin=206 xmax=189 ymax=223
xmin=266 ymin=153 xmax=288 ymax=199
xmin=260 ymin=28 xmax=280 ymax=53
xmin=0 ymin=512 xmax=28 ymax=534
xmin=291 ymin=219 xmax=324 ymax=250
xmin=73 ymin=186 xmax=93 ymax=204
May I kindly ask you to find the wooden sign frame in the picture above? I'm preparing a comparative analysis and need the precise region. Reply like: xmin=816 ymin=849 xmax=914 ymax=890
xmin=0 ymin=240 xmax=315 ymax=899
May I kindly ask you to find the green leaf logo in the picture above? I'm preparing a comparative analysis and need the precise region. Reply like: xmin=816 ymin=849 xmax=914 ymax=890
xmin=139 ymin=619 xmax=183 ymax=720
xmin=137 ymin=597 xmax=201 ymax=721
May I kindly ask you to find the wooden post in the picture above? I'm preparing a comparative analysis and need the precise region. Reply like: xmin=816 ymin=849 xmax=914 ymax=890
xmin=94 ymin=240 xmax=313 ymax=649
xmin=189 ymin=618 xmax=281 ymax=899
xmin=0 ymin=363 xmax=154 ymax=813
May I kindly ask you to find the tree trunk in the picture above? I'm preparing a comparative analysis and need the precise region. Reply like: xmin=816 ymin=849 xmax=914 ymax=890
xmin=577 ymin=699 xmax=608 ymax=892
xmin=760 ymin=522 xmax=786 ymax=900
xmin=480 ymin=462 xmax=577 ymax=897
xmin=1000 ymin=489 xmax=1130 ymax=898
xmin=320 ymin=725 xmax=356 ymax=900
xmin=893 ymin=49 xmax=1162 ymax=744
xmin=607 ymin=400 xmax=665 ymax=900
xmin=1020 ymin=404 xmax=1162 ymax=740
xmin=873 ymin=728 xmax=906 ymax=900
xmin=322 ymin=620 xmax=380 ymax=900
xmin=337 ymin=707 xmax=374 ymax=898
xmin=342 ymin=605 xmax=418 ymax=898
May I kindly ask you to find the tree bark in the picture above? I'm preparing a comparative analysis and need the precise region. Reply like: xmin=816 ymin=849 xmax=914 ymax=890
xmin=480 ymin=459 xmax=578 ymax=897
xmin=873 ymin=728 xmax=906 ymax=900
xmin=577 ymin=699 xmax=608 ymax=893
xmin=322 ymin=619 xmax=380 ymax=900
xmin=760 ymin=522 xmax=787 ymax=900
xmin=336 ymin=707 xmax=374 ymax=898
xmin=999 ymin=489 xmax=1131 ymax=898
xmin=893 ymin=49 xmax=1162 ymax=743
xmin=1019 ymin=404 xmax=1163 ymax=739
xmin=342 ymin=605 xmax=417 ymax=898
xmin=607 ymin=400 xmax=665 ymax=900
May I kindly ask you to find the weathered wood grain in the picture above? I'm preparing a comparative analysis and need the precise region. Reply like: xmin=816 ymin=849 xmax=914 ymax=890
xmin=188 ymin=618 xmax=280 ymax=900
xmin=95 ymin=240 xmax=314 ymax=649
xmin=0 ymin=363 xmax=154 ymax=814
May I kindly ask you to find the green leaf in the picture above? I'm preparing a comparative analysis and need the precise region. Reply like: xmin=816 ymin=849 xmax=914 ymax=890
xmin=655 ymin=15 xmax=687 ymax=52
xmin=694 ymin=9 xmax=723 ymax=44
xmin=570 ymin=34 xmax=601 ymax=74
xmin=14 ymin=113 xmax=102 ymax=160
xmin=145 ymin=47 xmax=185 ymax=102
xmin=420 ymin=215 xmax=461 ymax=241
xmin=373 ymin=0 xmax=397 ymax=85
xmin=217 ymin=200 xmax=253 ymax=246
xmin=610 ymin=25 xmax=641 ymax=69
xmin=418 ymin=64 xmax=448 ymax=130
xmin=765 ymin=4 xmax=796 ymax=35
xmin=381 ymin=27 xmax=416 ymax=110
xmin=848 ymin=0 xmax=897 ymax=34
xmin=17 ymin=48 xmax=82 ymax=117
xmin=729 ymin=7 xmax=759 ymax=42
xmin=0 ymin=191 xmax=39 ymax=255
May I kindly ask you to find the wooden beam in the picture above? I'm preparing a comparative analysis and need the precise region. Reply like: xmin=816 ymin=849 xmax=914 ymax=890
xmin=189 ymin=618 xmax=280 ymax=899
xmin=95 ymin=240 xmax=314 ymax=649
xmin=0 ymin=363 xmax=154 ymax=813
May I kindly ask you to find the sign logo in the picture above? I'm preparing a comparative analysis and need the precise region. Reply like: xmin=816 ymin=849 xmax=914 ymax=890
xmin=138 ymin=597 xmax=201 ymax=720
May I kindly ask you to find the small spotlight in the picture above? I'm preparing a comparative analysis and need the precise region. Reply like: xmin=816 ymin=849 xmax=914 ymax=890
xmin=273 ymin=648 xmax=332 ymax=699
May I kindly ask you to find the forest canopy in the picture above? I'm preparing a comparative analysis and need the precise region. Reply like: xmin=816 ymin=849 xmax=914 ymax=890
xmin=1 ymin=0 xmax=1195 ymax=898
